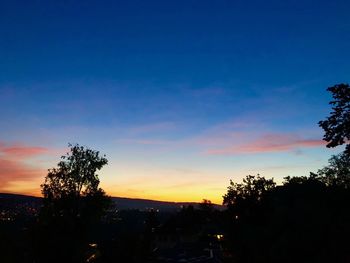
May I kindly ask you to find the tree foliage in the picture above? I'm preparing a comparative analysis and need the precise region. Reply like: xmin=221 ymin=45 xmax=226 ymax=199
xmin=311 ymin=151 xmax=350 ymax=189
xmin=41 ymin=143 xmax=108 ymax=200
xmin=223 ymin=174 xmax=276 ymax=209
xmin=223 ymin=170 xmax=350 ymax=263
xmin=319 ymin=83 xmax=350 ymax=153
xmin=199 ymin=199 xmax=214 ymax=212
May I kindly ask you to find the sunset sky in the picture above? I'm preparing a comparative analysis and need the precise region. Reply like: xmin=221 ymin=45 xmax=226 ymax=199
xmin=1 ymin=0 xmax=349 ymax=204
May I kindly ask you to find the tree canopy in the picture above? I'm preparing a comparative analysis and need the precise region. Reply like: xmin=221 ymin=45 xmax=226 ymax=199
xmin=223 ymin=174 xmax=276 ymax=209
xmin=319 ymin=83 xmax=350 ymax=153
xmin=311 ymin=151 xmax=350 ymax=189
xmin=41 ymin=143 xmax=108 ymax=200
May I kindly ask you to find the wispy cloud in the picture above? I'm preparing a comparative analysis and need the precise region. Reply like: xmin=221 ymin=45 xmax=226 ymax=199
xmin=1 ymin=144 xmax=49 ymax=158
xmin=193 ymin=118 xmax=265 ymax=147
xmin=188 ymin=87 xmax=226 ymax=97
xmin=0 ymin=142 xmax=50 ymax=190
xmin=206 ymin=134 xmax=326 ymax=155
xmin=116 ymin=139 xmax=174 ymax=145
xmin=0 ymin=159 xmax=45 ymax=188
xmin=128 ymin=122 xmax=177 ymax=135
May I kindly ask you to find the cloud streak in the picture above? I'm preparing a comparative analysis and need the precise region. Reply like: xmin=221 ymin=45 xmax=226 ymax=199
xmin=0 ymin=142 xmax=49 ymax=190
xmin=116 ymin=139 xmax=174 ymax=145
xmin=206 ymin=134 xmax=326 ymax=155
xmin=128 ymin=122 xmax=177 ymax=135
xmin=1 ymin=145 xmax=49 ymax=158
xmin=0 ymin=159 xmax=45 ymax=188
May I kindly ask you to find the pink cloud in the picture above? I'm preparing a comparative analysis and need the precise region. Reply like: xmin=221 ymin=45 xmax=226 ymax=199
xmin=1 ymin=145 xmax=49 ymax=158
xmin=0 ymin=142 xmax=50 ymax=190
xmin=0 ymin=159 xmax=46 ymax=188
xmin=206 ymin=134 xmax=326 ymax=155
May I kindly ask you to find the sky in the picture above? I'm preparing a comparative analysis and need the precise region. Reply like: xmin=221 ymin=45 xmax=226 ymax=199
xmin=1 ymin=0 xmax=349 ymax=204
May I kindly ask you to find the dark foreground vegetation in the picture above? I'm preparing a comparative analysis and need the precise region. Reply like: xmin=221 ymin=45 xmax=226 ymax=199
xmin=1 ymin=84 xmax=350 ymax=263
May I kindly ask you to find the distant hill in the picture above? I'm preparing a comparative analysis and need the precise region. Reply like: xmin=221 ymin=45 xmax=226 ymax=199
xmin=0 ymin=193 xmax=41 ymax=207
xmin=111 ymin=196 xmax=224 ymax=211
xmin=0 ymin=193 xmax=223 ymax=212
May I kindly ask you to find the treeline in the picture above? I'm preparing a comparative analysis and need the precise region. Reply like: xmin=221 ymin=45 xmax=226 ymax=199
xmin=222 ymin=152 xmax=350 ymax=263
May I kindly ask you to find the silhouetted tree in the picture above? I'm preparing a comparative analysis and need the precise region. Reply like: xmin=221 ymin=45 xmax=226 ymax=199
xmin=222 ymin=175 xmax=276 ymax=263
xmin=199 ymin=199 xmax=214 ymax=212
xmin=36 ymin=144 xmax=111 ymax=263
xmin=310 ymin=151 xmax=350 ymax=189
xmin=42 ymin=143 xmax=108 ymax=199
xmin=223 ymin=174 xmax=275 ymax=212
xmin=319 ymin=83 xmax=350 ymax=154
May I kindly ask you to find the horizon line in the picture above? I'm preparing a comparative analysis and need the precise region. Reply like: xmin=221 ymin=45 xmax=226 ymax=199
xmin=0 ymin=191 xmax=223 ymax=206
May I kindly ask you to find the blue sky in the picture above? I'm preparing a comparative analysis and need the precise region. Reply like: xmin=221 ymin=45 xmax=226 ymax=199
xmin=0 ymin=0 xmax=349 ymax=203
